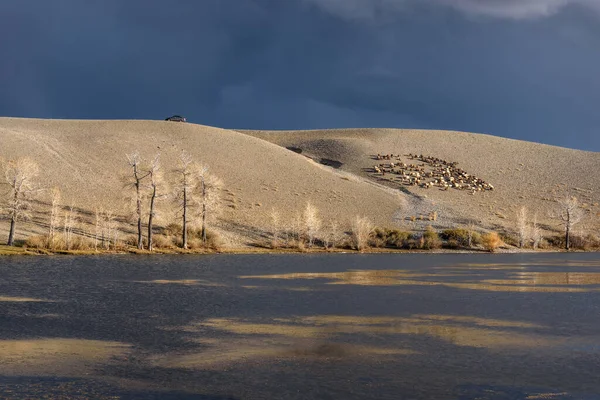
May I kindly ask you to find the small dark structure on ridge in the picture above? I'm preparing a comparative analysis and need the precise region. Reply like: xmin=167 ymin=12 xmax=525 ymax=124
xmin=165 ymin=115 xmax=187 ymax=122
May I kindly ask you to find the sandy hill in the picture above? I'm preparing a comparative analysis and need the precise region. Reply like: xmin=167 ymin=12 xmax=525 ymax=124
xmin=242 ymin=128 xmax=600 ymax=235
xmin=0 ymin=118 xmax=598 ymax=247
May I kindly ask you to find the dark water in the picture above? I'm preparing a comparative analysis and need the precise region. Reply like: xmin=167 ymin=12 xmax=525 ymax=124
xmin=1 ymin=253 xmax=600 ymax=399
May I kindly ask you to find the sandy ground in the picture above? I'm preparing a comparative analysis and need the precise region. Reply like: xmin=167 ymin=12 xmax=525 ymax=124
xmin=244 ymin=128 xmax=600 ymax=234
xmin=0 ymin=117 xmax=598 ymax=247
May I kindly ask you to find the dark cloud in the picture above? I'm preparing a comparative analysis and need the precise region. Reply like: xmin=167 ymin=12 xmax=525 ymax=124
xmin=0 ymin=0 xmax=599 ymax=150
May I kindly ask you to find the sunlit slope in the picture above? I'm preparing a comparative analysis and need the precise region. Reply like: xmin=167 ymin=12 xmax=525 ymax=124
xmin=243 ymin=128 xmax=600 ymax=232
xmin=0 ymin=118 xmax=405 ymax=244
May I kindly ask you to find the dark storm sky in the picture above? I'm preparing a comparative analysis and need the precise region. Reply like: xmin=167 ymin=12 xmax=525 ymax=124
xmin=1 ymin=0 xmax=599 ymax=150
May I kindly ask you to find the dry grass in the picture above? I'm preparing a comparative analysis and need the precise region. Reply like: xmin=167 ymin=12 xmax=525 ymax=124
xmin=482 ymin=232 xmax=503 ymax=253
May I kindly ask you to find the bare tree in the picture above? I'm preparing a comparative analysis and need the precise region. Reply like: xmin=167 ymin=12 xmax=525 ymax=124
xmin=351 ymin=216 xmax=374 ymax=251
xmin=48 ymin=187 xmax=61 ymax=248
xmin=270 ymin=208 xmax=282 ymax=249
xmin=303 ymin=202 xmax=322 ymax=247
xmin=125 ymin=152 xmax=149 ymax=249
xmin=94 ymin=207 xmax=101 ymax=250
xmin=516 ymin=206 xmax=529 ymax=248
xmin=289 ymin=212 xmax=304 ymax=248
xmin=174 ymin=151 xmax=195 ymax=249
xmin=194 ymin=165 xmax=223 ymax=245
xmin=531 ymin=213 xmax=542 ymax=250
xmin=63 ymin=205 xmax=76 ymax=250
xmin=322 ymin=220 xmax=343 ymax=250
xmin=100 ymin=209 xmax=117 ymax=250
xmin=146 ymin=154 xmax=167 ymax=251
xmin=1 ymin=158 xmax=40 ymax=246
xmin=558 ymin=196 xmax=583 ymax=250
xmin=466 ymin=222 xmax=476 ymax=248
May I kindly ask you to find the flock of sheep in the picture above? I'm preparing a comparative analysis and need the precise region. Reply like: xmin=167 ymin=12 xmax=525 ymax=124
xmin=371 ymin=153 xmax=494 ymax=195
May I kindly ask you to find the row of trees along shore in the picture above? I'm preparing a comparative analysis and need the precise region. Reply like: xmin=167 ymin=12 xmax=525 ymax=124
xmin=125 ymin=151 xmax=221 ymax=251
xmin=0 ymin=152 xmax=222 ymax=251
xmin=0 ymin=153 xmax=596 ymax=252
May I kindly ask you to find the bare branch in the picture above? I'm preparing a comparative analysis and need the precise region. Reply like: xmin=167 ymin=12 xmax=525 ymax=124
xmin=1 ymin=158 xmax=40 ymax=245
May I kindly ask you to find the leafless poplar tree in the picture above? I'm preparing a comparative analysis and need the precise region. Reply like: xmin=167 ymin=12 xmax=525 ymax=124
xmin=194 ymin=165 xmax=223 ymax=245
xmin=270 ymin=208 xmax=282 ymax=248
xmin=63 ymin=205 xmax=76 ymax=250
xmin=174 ymin=151 xmax=195 ymax=249
xmin=146 ymin=154 xmax=167 ymax=251
xmin=289 ymin=212 xmax=304 ymax=248
xmin=126 ymin=152 xmax=148 ymax=249
xmin=516 ymin=206 xmax=529 ymax=248
xmin=94 ymin=208 xmax=102 ymax=250
xmin=303 ymin=202 xmax=322 ymax=247
xmin=351 ymin=216 xmax=374 ymax=251
xmin=531 ymin=213 xmax=542 ymax=250
xmin=558 ymin=196 xmax=583 ymax=250
xmin=466 ymin=222 xmax=476 ymax=248
xmin=322 ymin=220 xmax=342 ymax=250
xmin=101 ymin=209 xmax=117 ymax=250
xmin=48 ymin=187 xmax=61 ymax=248
xmin=1 ymin=158 xmax=40 ymax=246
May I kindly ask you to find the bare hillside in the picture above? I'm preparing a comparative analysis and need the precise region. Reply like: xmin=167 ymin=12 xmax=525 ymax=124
xmin=0 ymin=118 xmax=406 ymax=246
xmin=243 ymin=128 xmax=600 ymax=234
xmin=0 ymin=118 xmax=598 ymax=247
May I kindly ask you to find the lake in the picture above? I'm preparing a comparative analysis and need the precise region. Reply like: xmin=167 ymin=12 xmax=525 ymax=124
xmin=1 ymin=253 xmax=599 ymax=399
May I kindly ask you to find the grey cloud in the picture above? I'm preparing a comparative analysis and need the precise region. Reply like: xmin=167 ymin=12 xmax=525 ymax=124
xmin=303 ymin=0 xmax=599 ymax=19
xmin=0 ymin=0 xmax=599 ymax=150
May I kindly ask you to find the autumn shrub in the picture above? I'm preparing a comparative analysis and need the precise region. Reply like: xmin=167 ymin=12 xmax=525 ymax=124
xmin=372 ymin=228 xmax=412 ymax=248
xmin=499 ymin=232 xmax=519 ymax=248
xmin=441 ymin=229 xmax=470 ymax=248
xmin=368 ymin=233 xmax=386 ymax=248
xmin=470 ymin=231 xmax=482 ymax=246
xmin=25 ymin=235 xmax=47 ymax=249
xmin=187 ymin=238 xmax=204 ymax=250
xmin=422 ymin=227 xmax=441 ymax=250
xmin=387 ymin=229 xmax=412 ymax=248
xmin=160 ymin=223 xmax=183 ymax=237
xmin=25 ymin=234 xmax=95 ymax=251
xmin=482 ymin=232 xmax=502 ymax=252
xmin=124 ymin=236 xmax=139 ymax=247
xmin=152 ymin=234 xmax=175 ymax=249
xmin=546 ymin=235 xmax=565 ymax=249
xmin=205 ymin=230 xmax=225 ymax=251
xmin=569 ymin=234 xmax=600 ymax=250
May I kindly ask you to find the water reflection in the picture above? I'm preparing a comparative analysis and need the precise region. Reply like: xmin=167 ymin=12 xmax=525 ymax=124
xmin=240 ymin=269 xmax=600 ymax=292
xmin=0 ymin=296 xmax=53 ymax=302
xmin=487 ymin=272 xmax=600 ymax=286
xmin=160 ymin=312 xmax=598 ymax=371
xmin=0 ymin=339 xmax=131 ymax=377
xmin=133 ymin=279 xmax=224 ymax=286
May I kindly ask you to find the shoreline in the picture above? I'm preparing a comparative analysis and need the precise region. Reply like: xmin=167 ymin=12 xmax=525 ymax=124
xmin=0 ymin=244 xmax=582 ymax=256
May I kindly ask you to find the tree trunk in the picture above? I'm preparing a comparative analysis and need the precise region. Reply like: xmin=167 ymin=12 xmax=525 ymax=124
xmin=136 ymin=196 xmax=143 ymax=250
xmin=7 ymin=216 xmax=16 ymax=246
xmin=202 ymin=202 xmax=207 ymax=244
xmin=201 ymin=177 xmax=207 ymax=244
xmin=133 ymin=162 xmax=144 ymax=250
xmin=148 ymin=185 xmax=156 ymax=251
xmin=182 ymin=186 xmax=188 ymax=249
xmin=565 ymin=223 xmax=570 ymax=251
